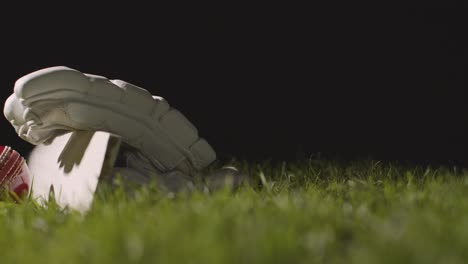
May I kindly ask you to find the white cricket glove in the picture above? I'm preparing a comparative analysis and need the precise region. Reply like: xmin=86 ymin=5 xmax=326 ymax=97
xmin=3 ymin=66 xmax=216 ymax=174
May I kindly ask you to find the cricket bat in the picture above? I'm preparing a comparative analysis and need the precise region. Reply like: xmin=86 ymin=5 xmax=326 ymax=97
xmin=27 ymin=130 xmax=121 ymax=212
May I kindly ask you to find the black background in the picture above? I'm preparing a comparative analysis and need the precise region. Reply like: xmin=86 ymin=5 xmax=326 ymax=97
xmin=1 ymin=8 xmax=466 ymax=167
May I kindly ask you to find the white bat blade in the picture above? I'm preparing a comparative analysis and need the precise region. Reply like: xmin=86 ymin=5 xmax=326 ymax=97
xmin=27 ymin=130 xmax=121 ymax=212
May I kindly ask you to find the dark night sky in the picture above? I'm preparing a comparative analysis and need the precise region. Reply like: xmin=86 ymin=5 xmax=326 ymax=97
xmin=1 ymin=8 xmax=466 ymax=166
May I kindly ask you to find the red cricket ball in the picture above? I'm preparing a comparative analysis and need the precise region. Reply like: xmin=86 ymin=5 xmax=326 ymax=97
xmin=0 ymin=145 xmax=31 ymax=199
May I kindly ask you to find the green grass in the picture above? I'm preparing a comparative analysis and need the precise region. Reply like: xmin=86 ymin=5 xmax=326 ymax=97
xmin=2 ymin=160 xmax=468 ymax=263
